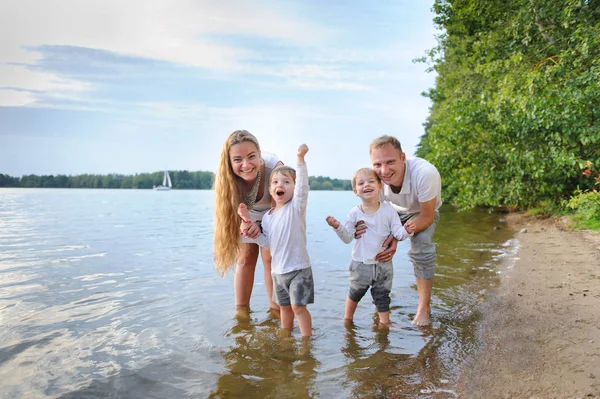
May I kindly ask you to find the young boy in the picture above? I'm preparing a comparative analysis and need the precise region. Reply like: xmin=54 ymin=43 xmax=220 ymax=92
xmin=238 ymin=144 xmax=313 ymax=337
xmin=325 ymin=168 xmax=413 ymax=327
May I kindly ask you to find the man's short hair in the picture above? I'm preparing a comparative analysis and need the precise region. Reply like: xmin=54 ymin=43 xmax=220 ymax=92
xmin=369 ymin=135 xmax=403 ymax=154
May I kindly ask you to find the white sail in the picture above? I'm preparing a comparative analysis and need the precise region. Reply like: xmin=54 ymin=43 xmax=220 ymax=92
xmin=154 ymin=170 xmax=172 ymax=190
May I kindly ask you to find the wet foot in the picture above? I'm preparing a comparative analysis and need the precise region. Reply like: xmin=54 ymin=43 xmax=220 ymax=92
xmin=235 ymin=306 xmax=251 ymax=322
xmin=268 ymin=307 xmax=280 ymax=319
xmin=377 ymin=322 xmax=390 ymax=331
xmin=411 ymin=308 xmax=431 ymax=327
xmin=343 ymin=318 xmax=354 ymax=329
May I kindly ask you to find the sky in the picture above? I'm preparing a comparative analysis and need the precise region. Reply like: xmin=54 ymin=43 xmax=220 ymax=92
xmin=0 ymin=0 xmax=438 ymax=179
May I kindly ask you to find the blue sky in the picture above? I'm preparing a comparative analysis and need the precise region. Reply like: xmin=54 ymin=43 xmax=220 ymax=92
xmin=0 ymin=0 xmax=438 ymax=179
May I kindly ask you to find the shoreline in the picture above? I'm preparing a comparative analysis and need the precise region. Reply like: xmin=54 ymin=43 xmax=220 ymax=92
xmin=456 ymin=213 xmax=600 ymax=398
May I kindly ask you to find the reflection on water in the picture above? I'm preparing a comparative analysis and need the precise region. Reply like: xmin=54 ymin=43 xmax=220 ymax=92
xmin=211 ymin=316 xmax=320 ymax=399
xmin=0 ymin=189 xmax=515 ymax=398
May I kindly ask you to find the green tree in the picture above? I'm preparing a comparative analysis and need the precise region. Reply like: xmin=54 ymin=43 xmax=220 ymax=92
xmin=420 ymin=0 xmax=600 ymax=209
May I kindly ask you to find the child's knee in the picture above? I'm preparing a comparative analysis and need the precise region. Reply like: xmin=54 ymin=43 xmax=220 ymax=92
xmin=292 ymin=305 xmax=308 ymax=315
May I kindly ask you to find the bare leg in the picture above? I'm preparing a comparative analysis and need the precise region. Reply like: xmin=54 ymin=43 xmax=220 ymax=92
xmin=261 ymin=247 xmax=280 ymax=312
xmin=292 ymin=305 xmax=312 ymax=337
xmin=412 ymin=277 xmax=433 ymax=326
xmin=234 ymin=242 xmax=259 ymax=318
xmin=377 ymin=311 xmax=390 ymax=326
xmin=344 ymin=296 xmax=358 ymax=321
xmin=280 ymin=305 xmax=294 ymax=332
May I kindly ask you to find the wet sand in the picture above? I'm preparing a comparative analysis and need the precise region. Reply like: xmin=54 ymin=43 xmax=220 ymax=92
xmin=456 ymin=213 xmax=600 ymax=398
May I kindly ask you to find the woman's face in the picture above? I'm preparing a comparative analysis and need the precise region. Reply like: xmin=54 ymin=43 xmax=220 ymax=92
xmin=229 ymin=141 xmax=261 ymax=182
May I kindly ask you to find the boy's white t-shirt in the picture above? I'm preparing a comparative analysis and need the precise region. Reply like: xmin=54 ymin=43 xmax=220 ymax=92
xmin=382 ymin=157 xmax=442 ymax=215
xmin=252 ymin=162 xmax=311 ymax=275
xmin=334 ymin=201 xmax=410 ymax=264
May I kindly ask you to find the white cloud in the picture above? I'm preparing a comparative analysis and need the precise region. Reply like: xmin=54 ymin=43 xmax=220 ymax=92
xmin=0 ymin=0 xmax=333 ymax=105
xmin=0 ymin=0 xmax=329 ymax=67
xmin=0 ymin=63 xmax=90 ymax=106
xmin=0 ymin=89 xmax=34 ymax=107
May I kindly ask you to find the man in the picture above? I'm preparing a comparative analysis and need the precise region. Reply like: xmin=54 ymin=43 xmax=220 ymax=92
xmin=359 ymin=135 xmax=442 ymax=326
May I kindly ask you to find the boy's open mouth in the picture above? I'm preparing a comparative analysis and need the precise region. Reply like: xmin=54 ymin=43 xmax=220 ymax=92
xmin=276 ymin=190 xmax=285 ymax=196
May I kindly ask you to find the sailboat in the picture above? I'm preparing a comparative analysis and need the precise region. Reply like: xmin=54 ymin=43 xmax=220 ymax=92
xmin=153 ymin=170 xmax=172 ymax=191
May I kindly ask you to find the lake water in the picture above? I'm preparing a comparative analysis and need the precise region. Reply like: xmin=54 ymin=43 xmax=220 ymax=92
xmin=0 ymin=189 xmax=516 ymax=398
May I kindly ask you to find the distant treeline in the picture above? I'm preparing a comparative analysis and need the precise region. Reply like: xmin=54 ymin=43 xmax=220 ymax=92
xmin=0 ymin=172 xmax=352 ymax=191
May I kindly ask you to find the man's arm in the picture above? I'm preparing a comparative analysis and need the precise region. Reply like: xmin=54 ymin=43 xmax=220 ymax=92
xmin=404 ymin=197 xmax=437 ymax=234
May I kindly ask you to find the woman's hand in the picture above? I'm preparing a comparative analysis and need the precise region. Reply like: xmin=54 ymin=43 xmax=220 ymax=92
xmin=237 ymin=203 xmax=260 ymax=238
xmin=241 ymin=221 xmax=261 ymax=239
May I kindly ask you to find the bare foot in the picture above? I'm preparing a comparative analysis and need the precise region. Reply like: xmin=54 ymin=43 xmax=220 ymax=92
xmin=235 ymin=305 xmax=251 ymax=322
xmin=377 ymin=322 xmax=390 ymax=331
xmin=280 ymin=328 xmax=293 ymax=339
xmin=411 ymin=307 xmax=431 ymax=327
xmin=268 ymin=307 xmax=281 ymax=318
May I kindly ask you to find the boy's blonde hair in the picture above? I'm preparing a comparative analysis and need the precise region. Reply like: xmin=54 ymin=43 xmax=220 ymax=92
xmin=270 ymin=165 xmax=296 ymax=183
xmin=351 ymin=168 xmax=381 ymax=190
xmin=213 ymin=130 xmax=262 ymax=276
xmin=369 ymin=135 xmax=403 ymax=154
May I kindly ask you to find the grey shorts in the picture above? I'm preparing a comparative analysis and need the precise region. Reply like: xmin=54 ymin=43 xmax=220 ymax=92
xmin=271 ymin=267 xmax=314 ymax=307
xmin=348 ymin=260 xmax=393 ymax=313
xmin=400 ymin=211 xmax=440 ymax=280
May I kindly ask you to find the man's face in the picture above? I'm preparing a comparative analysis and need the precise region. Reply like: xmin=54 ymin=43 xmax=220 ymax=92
xmin=370 ymin=143 xmax=406 ymax=187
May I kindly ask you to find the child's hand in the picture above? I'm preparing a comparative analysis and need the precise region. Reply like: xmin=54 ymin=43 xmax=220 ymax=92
xmin=237 ymin=203 xmax=251 ymax=223
xmin=325 ymin=216 xmax=340 ymax=229
xmin=238 ymin=203 xmax=260 ymax=238
xmin=242 ymin=221 xmax=261 ymax=239
xmin=297 ymin=144 xmax=309 ymax=160
xmin=404 ymin=219 xmax=416 ymax=235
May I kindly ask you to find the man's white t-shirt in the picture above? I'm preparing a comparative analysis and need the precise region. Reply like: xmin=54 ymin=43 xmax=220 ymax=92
xmin=382 ymin=157 xmax=442 ymax=215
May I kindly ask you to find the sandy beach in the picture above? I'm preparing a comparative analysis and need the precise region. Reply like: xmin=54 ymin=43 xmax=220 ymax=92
xmin=456 ymin=213 xmax=600 ymax=398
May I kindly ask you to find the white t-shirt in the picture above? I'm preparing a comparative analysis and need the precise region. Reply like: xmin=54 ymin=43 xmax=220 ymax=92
xmin=248 ymin=152 xmax=280 ymax=222
xmin=334 ymin=201 xmax=411 ymax=264
xmin=251 ymin=162 xmax=311 ymax=275
xmin=382 ymin=157 xmax=442 ymax=215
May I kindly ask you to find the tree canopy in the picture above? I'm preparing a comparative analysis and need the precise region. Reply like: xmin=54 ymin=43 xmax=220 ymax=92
xmin=0 ymin=172 xmax=352 ymax=191
xmin=418 ymin=0 xmax=600 ymax=209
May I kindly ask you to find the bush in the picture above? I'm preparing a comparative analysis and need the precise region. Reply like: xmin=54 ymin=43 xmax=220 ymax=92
xmin=566 ymin=190 xmax=600 ymax=230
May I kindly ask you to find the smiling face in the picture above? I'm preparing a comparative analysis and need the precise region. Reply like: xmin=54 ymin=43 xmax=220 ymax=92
xmin=269 ymin=170 xmax=296 ymax=207
xmin=229 ymin=141 xmax=261 ymax=182
xmin=370 ymin=143 xmax=406 ymax=188
xmin=353 ymin=169 xmax=382 ymax=202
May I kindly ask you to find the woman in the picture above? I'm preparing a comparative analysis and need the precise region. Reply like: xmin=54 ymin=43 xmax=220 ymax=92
xmin=213 ymin=130 xmax=282 ymax=317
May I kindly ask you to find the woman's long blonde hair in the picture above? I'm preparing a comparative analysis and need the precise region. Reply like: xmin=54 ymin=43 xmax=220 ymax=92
xmin=213 ymin=130 xmax=261 ymax=276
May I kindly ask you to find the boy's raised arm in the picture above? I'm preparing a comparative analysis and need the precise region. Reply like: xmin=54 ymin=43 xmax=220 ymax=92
xmin=294 ymin=144 xmax=309 ymax=213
